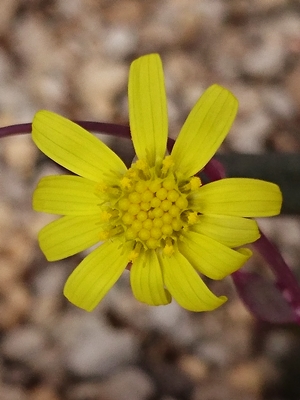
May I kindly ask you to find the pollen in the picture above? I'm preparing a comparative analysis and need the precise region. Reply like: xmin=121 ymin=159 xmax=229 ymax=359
xmin=162 ymin=155 xmax=174 ymax=173
xmin=129 ymin=244 xmax=142 ymax=262
xmin=190 ymin=176 xmax=202 ymax=190
xmin=95 ymin=181 xmax=108 ymax=193
xmin=100 ymin=210 xmax=113 ymax=221
xmin=163 ymin=241 xmax=175 ymax=256
xmin=120 ymin=176 xmax=132 ymax=189
xmin=100 ymin=157 xmax=203 ymax=258
xmin=99 ymin=231 xmax=110 ymax=240
xmin=187 ymin=211 xmax=199 ymax=225
xmin=135 ymin=159 xmax=148 ymax=171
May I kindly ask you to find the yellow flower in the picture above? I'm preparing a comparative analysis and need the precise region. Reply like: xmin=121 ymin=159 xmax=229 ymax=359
xmin=32 ymin=54 xmax=282 ymax=312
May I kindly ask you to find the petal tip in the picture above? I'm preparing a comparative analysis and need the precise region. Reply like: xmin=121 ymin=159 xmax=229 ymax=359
xmin=63 ymin=283 xmax=95 ymax=312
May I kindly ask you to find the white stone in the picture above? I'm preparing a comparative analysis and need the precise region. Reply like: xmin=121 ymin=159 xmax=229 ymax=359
xmin=56 ymin=0 xmax=84 ymax=17
xmin=241 ymin=30 xmax=286 ymax=78
xmin=147 ymin=301 xmax=200 ymax=345
xmin=262 ymin=86 xmax=296 ymax=118
xmin=76 ymin=59 xmax=127 ymax=119
xmin=2 ymin=326 xmax=47 ymax=363
xmin=33 ymin=263 xmax=68 ymax=297
xmin=103 ymin=27 xmax=138 ymax=60
xmin=0 ymin=386 xmax=27 ymax=400
xmin=98 ymin=367 xmax=155 ymax=400
xmin=0 ymin=0 xmax=18 ymax=34
xmin=55 ymin=311 xmax=139 ymax=377
xmin=1 ymin=135 xmax=38 ymax=176
xmin=229 ymin=111 xmax=272 ymax=153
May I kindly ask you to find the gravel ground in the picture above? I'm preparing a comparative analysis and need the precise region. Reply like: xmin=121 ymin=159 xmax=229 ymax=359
xmin=1 ymin=1 xmax=300 ymax=399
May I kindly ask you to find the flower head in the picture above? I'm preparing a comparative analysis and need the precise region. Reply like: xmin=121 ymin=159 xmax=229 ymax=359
xmin=32 ymin=54 xmax=282 ymax=312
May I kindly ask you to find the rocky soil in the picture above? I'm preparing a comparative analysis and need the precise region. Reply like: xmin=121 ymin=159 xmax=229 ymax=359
xmin=1 ymin=1 xmax=300 ymax=399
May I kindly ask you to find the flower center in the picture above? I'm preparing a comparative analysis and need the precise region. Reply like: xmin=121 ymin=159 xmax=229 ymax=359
xmin=97 ymin=156 xmax=201 ymax=259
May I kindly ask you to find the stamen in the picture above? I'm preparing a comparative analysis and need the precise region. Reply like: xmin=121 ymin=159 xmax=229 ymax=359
xmin=109 ymin=187 xmax=121 ymax=196
xmin=135 ymin=160 xmax=148 ymax=171
xmin=180 ymin=182 xmax=191 ymax=192
xmin=129 ymin=242 xmax=143 ymax=263
xmin=120 ymin=176 xmax=132 ymax=189
xmin=180 ymin=176 xmax=201 ymax=192
xmin=110 ymin=226 xmax=124 ymax=237
xmin=135 ymin=160 xmax=151 ymax=179
xmin=163 ymin=239 xmax=175 ymax=256
xmin=161 ymin=156 xmax=174 ymax=174
xmin=190 ymin=176 xmax=202 ymax=190
xmin=187 ymin=211 xmax=199 ymax=225
xmin=99 ymin=231 xmax=110 ymax=240
xmin=100 ymin=210 xmax=115 ymax=221
xmin=95 ymin=182 xmax=108 ymax=193
xmin=127 ymin=168 xmax=138 ymax=179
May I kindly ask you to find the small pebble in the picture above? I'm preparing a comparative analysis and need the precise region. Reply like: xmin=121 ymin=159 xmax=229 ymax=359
xmin=55 ymin=311 xmax=139 ymax=377
xmin=0 ymin=3 xmax=299 ymax=400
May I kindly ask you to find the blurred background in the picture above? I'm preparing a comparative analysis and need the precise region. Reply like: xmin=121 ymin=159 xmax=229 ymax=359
xmin=1 ymin=1 xmax=300 ymax=399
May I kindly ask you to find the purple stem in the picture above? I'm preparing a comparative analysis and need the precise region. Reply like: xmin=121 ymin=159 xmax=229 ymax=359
xmin=75 ymin=121 xmax=131 ymax=139
xmin=0 ymin=121 xmax=131 ymax=139
xmin=204 ymin=160 xmax=300 ymax=322
xmin=203 ymin=157 xmax=226 ymax=180
xmin=0 ymin=123 xmax=32 ymax=138
xmin=251 ymin=233 xmax=300 ymax=322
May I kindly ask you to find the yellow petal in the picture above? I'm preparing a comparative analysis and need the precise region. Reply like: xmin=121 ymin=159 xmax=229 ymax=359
xmin=171 ymin=84 xmax=238 ymax=176
xmin=193 ymin=214 xmax=260 ymax=247
xmin=130 ymin=249 xmax=171 ymax=306
xmin=32 ymin=111 xmax=127 ymax=182
xmin=64 ymin=240 xmax=129 ymax=311
xmin=38 ymin=215 xmax=102 ymax=261
xmin=190 ymin=178 xmax=282 ymax=217
xmin=159 ymin=251 xmax=226 ymax=311
xmin=178 ymin=231 xmax=252 ymax=280
xmin=33 ymin=175 xmax=101 ymax=215
xmin=128 ymin=54 xmax=168 ymax=166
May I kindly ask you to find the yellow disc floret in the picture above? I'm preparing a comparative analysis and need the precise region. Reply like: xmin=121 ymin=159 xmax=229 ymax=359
xmin=96 ymin=156 xmax=202 ymax=258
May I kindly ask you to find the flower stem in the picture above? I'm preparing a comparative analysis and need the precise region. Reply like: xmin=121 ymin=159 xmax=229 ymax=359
xmin=252 ymin=233 xmax=300 ymax=322
xmin=0 ymin=121 xmax=130 ymax=139
xmin=204 ymin=159 xmax=300 ymax=323
xmin=203 ymin=158 xmax=226 ymax=180
xmin=0 ymin=123 xmax=32 ymax=138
